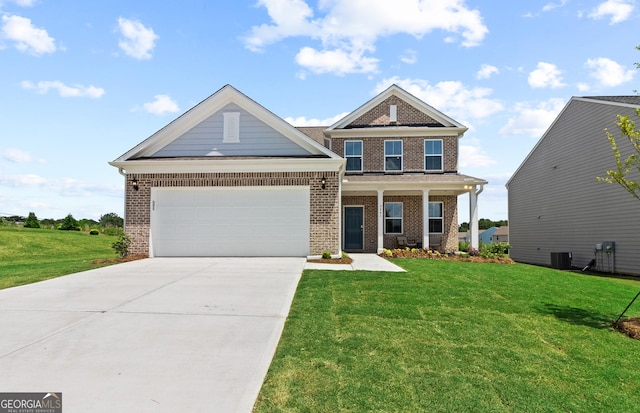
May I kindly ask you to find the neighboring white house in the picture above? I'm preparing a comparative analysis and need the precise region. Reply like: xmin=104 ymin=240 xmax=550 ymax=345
xmin=506 ymin=96 xmax=640 ymax=275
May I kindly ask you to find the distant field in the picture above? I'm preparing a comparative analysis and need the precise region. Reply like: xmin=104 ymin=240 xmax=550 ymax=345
xmin=0 ymin=226 xmax=117 ymax=290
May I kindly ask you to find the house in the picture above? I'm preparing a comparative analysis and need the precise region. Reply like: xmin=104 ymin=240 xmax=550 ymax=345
xmin=110 ymin=84 xmax=487 ymax=258
xmin=506 ymin=96 xmax=640 ymax=275
xmin=491 ymin=226 xmax=509 ymax=243
xmin=478 ymin=227 xmax=496 ymax=244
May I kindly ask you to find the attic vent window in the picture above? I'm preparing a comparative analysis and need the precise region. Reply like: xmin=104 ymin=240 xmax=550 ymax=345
xmin=223 ymin=112 xmax=240 ymax=143
xmin=389 ymin=105 xmax=397 ymax=124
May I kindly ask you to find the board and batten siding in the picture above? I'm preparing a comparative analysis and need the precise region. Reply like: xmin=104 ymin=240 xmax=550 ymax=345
xmin=152 ymin=103 xmax=312 ymax=157
xmin=508 ymin=98 xmax=640 ymax=275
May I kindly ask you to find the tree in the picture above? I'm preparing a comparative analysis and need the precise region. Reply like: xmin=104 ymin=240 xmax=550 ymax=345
xmin=99 ymin=212 xmax=123 ymax=228
xmin=597 ymin=45 xmax=640 ymax=200
xmin=58 ymin=213 xmax=80 ymax=231
xmin=23 ymin=212 xmax=40 ymax=228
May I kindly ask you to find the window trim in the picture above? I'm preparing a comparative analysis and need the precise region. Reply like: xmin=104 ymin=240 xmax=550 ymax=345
xmin=424 ymin=139 xmax=443 ymax=172
xmin=384 ymin=140 xmax=403 ymax=172
xmin=384 ymin=202 xmax=403 ymax=234
xmin=428 ymin=201 xmax=444 ymax=234
xmin=344 ymin=140 xmax=363 ymax=172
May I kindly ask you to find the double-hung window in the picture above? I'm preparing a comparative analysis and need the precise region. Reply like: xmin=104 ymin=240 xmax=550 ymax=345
xmin=428 ymin=202 xmax=443 ymax=233
xmin=384 ymin=140 xmax=403 ymax=172
xmin=425 ymin=139 xmax=443 ymax=171
xmin=345 ymin=141 xmax=363 ymax=172
xmin=384 ymin=202 xmax=403 ymax=234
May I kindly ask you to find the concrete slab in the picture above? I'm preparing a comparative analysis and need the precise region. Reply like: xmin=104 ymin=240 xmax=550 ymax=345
xmin=0 ymin=257 xmax=305 ymax=413
xmin=303 ymin=253 xmax=405 ymax=272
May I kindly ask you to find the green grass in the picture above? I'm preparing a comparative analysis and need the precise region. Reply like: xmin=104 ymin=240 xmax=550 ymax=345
xmin=0 ymin=226 xmax=117 ymax=289
xmin=254 ymin=259 xmax=640 ymax=412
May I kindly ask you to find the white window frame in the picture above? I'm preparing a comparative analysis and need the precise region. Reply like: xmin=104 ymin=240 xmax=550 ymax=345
xmin=344 ymin=140 xmax=363 ymax=172
xmin=384 ymin=202 xmax=403 ymax=234
xmin=424 ymin=139 xmax=443 ymax=172
xmin=428 ymin=202 xmax=444 ymax=234
xmin=384 ymin=140 xmax=403 ymax=172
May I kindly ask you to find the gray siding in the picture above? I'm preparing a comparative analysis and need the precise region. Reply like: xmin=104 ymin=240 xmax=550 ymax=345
xmin=508 ymin=98 xmax=640 ymax=275
xmin=153 ymin=103 xmax=312 ymax=157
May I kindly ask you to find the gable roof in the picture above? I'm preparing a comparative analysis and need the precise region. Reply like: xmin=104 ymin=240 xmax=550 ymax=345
xmin=506 ymin=96 xmax=640 ymax=188
xmin=112 ymin=85 xmax=340 ymax=163
xmin=325 ymin=84 xmax=467 ymax=137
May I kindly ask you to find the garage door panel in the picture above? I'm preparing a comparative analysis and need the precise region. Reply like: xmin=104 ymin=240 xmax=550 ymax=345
xmin=151 ymin=186 xmax=309 ymax=257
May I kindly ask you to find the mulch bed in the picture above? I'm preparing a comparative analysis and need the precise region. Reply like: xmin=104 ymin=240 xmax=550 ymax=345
xmin=91 ymin=254 xmax=148 ymax=265
xmin=307 ymin=256 xmax=354 ymax=264
xmin=614 ymin=317 xmax=640 ymax=340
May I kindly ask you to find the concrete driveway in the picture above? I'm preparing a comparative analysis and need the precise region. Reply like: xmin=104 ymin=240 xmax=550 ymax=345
xmin=0 ymin=257 xmax=305 ymax=413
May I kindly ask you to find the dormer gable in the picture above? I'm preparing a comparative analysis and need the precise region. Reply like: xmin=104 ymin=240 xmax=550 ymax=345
xmin=326 ymin=84 xmax=467 ymax=138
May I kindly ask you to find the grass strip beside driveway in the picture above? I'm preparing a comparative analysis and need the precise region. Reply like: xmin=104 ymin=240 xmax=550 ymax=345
xmin=254 ymin=259 xmax=640 ymax=412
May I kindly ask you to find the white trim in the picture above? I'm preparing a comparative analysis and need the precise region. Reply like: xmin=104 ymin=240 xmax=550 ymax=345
xmin=384 ymin=201 xmax=403 ymax=234
xmin=110 ymin=157 xmax=345 ymax=174
xmin=384 ymin=140 xmax=403 ymax=172
xmin=327 ymin=127 xmax=461 ymax=138
xmin=428 ymin=201 xmax=444 ymax=234
xmin=424 ymin=139 xmax=444 ymax=172
xmin=344 ymin=140 xmax=363 ymax=172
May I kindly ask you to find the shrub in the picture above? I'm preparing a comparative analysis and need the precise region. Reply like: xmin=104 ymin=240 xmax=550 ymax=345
xmin=111 ymin=233 xmax=132 ymax=258
xmin=322 ymin=251 xmax=332 ymax=259
xmin=89 ymin=229 xmax=99 ymax=235
xmin=458 ymin=241 xmax=470 ymax=252
xmin=103 ymin=227 xmax=123 ymax=236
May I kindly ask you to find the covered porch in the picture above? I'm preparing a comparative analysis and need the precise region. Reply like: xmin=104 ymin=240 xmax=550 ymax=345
xmin=340 ymin=175 xmax=486 ymax=254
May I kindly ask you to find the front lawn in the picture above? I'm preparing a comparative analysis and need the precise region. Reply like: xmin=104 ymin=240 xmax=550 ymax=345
xmin=0 ymin=226 xmax=117 ymax=289
xmin=254 ymin=259 xmax=640 ymax=412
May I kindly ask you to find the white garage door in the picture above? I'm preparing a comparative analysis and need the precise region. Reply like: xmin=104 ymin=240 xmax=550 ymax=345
xmin=150 ymin=186 xmax=310 ymax=257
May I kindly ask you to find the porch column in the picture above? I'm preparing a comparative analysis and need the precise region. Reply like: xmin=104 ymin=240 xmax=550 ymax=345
xmin=469 ymin=185 xmax=483 ymax=249
xmin=422 ymin=190 xmax=430 ymax=250
xmin=377 ymin=189 xmax=384 ymax=254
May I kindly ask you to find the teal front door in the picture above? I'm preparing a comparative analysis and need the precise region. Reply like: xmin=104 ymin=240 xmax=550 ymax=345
xmin=344 ymin=206 xmax=364 ymax=250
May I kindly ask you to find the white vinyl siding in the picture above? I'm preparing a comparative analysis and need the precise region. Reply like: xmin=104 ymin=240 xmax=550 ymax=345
xmin=425 ymin=139 xmax=443 ymax=172
xmin=384 ymin=140 xmax=403 ymax=172
xmin=384 ymin=202 xmax=403 ymax=234
xmin=345 ymin=140 xmax=363 ymax=172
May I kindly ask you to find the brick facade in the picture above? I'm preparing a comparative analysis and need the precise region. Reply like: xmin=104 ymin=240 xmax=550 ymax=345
xmin=125 ymin=171 xmax=340 ymax=257
xmin=348 ymin=96 xmax=440 ymax=127
xmin=341 ymin=194 xmax=458 ymax=253
xmin=332 ymin=136 xmax=458 ymax=173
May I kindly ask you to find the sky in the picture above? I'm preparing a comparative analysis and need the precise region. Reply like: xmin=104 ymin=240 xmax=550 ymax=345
xmin=1 ymin=0 xmax=638 ymax=222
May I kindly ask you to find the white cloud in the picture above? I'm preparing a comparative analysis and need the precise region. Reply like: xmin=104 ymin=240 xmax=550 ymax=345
xmin=375 ymin=77 xmax=503 ymax=121
xmin=140 ymin=94 xmax=179 ymax=115
xmin=588 ymin=0 xmax=634 ymax=24
xmin=585 ymin=57 xmax=635 ymax=87
xmin=1 ymin=14 xmax=56 ymax=56
xmin=400 ymin=49 xmax=417 ymax=64
xmin=116 ymin=17 xmax=158 ymax=60
xmin=3 ymin=148 xmax=33 ymax=163
xmin=459 ymin=142 xmax=496 ymax=168
xmin=0 ymin=174 xmax=122 ymax=197
xmin=477 ymin=64 xmax=499 ymax=79
xmin=542 ymin=0 xmax=568 ymax=12
xmin=21 ymin=80 xmax=105 ymax=98
xmin=499 ymin=98 xmax=566 ymax=137
xmin=295 ymin=47 xmax=379 ymax=75
xmin=285 ymin=112 xmax=349 ymax=126
xmin=1 ymin=0 xmax=37 ymax=6
xmin=528 ymin=62 xmax=566 ymax=89
xmin=244 ymin=0 xmax=488 ymax=75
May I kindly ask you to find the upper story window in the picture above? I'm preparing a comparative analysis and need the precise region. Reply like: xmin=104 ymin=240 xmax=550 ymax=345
xmin=425 ymin=139 xmax=443 ymax=171
xmin=384 ymin=202 xmax=403 ymax=234
xmin=345 ymin=141 xmax=363 ymax=172
xmin=384 ymin=140 xmax=403 ymax=172
xmin=428 ymin=202 xmax=443 ymax=233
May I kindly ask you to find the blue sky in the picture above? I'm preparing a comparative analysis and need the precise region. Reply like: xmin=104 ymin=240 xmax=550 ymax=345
xmin=1 ymin=0 xmax=638 ymax=221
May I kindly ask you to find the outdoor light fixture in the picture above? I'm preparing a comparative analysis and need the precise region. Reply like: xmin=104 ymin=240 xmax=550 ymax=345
xmin=321 ymin=175 xmax=326 ymax=189
xmin=132 ymin=176 xmax=139 ymax=191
